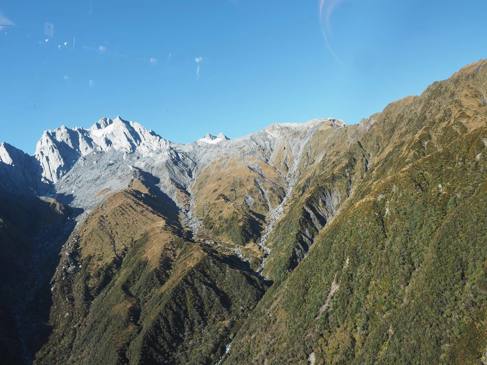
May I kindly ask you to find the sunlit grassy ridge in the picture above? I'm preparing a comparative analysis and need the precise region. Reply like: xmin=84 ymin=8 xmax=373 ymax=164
xmin=223 ymin=60 xmax=487 ymax=364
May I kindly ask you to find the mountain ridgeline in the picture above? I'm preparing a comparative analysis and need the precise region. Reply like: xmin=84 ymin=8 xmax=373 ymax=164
xmin=0 ymin=60 xmax=486 ymax=364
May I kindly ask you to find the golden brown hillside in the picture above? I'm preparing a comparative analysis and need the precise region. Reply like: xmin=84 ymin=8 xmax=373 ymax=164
xmin=36 ymin=178 xmax=267 ymax=365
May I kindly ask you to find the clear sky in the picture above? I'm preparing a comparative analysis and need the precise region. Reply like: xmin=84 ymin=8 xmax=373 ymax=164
xmin=1 ymin=0 xmax=487 ymax=153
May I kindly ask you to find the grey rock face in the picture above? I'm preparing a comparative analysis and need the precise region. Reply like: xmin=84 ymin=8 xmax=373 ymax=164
xmin=34 ymin=117 xmax=171 ymax=183
xmin=0 ymin=143 xmax=44 ymax=195
xmin=2 ymin=117 xmax=346 ymax=230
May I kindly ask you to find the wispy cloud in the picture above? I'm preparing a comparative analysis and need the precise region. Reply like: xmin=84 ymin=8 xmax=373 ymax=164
xmin=319 ymin=0 xmax=345 ymax=62
xmin=320 ymin=0 xmax=345 ymax=32
xmin=0 ymin=13 xmax=14 ymax=30
xmin=195 ymin=56 xmax=204 ymax=80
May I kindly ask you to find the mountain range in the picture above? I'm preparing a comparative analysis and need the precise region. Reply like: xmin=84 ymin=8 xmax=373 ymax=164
xmin=1 ymin=60 xmax=487 ymax=364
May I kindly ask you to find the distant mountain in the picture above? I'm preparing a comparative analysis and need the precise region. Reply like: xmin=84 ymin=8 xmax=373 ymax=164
xmin=0 ymin=60 xmax=486 ymax=365
xmin=34 ymin=116 xmax=171 ymax=183
xmin=197 ymin=132 xmax=230 ymax=145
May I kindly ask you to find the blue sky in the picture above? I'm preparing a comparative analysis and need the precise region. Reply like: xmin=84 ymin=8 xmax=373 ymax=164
xmin=1 ymin=0 xmax=487 ymax=153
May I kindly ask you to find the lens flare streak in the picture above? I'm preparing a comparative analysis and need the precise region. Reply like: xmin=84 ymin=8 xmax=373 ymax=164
xmin=319 ymin=0 xmax=344 ymax=62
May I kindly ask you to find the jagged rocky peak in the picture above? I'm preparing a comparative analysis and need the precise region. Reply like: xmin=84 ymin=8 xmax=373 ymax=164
xmin=266 ymin=118 xmax=345 ymax=132
xmin=197 ymin=132 xmax=230 ymax=145
xmin=0 ymin=142 xmax=43 ymax=193
xmin=327 ymin=118 xmax=346 ymax=128
xmin=0 ymin=142 xmax=39 ymax=171
xmin=87 ymin=116 xmax=171 ymax=153
xmin=35 ymin=126 xmax=93 ymax=183
xmin=92 ymin=117 xmax=112 ymax=130
xmin=0 ymin=142 xmax=23 ymax=166
xmin=34 ymin=116 xmax=171 ymax=183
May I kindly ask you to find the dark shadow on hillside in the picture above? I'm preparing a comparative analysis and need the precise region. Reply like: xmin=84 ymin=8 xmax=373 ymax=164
xmin=0 ymin=159 xmax=52 ymax=198
xmin=130 ymin=169 xmax=182 ymax=230
xmin=0 ymin=192 xmax=79 ymax=364
xmin=203 ymin=246 xmax=273 ymax=287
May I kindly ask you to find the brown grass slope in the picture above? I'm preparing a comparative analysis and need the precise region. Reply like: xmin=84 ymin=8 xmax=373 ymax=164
xmin=35 ymin=178 xmax=267 ymax=365
xmin=192 ymin=157 xmax=286 ymax=257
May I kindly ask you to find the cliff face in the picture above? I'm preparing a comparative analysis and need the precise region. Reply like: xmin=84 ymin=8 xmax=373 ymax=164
xmin=1 ymin=60 xmax=486 ymax=364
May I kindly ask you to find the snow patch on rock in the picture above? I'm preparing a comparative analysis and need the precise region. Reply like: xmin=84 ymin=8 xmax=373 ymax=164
xmin=0 ymin=143 xmax=16 ymax=165
xmin=197 ymin=133 xmax=230 ymax=145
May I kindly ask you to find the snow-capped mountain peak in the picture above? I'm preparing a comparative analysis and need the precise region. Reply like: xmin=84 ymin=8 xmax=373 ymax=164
xmin=34 ymin=117 xmax=171 ymax=183
xmin=197 ymin=133 xmax=230 ymax=145
xmin=91 ymin=117 xmax=113 ymax=130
